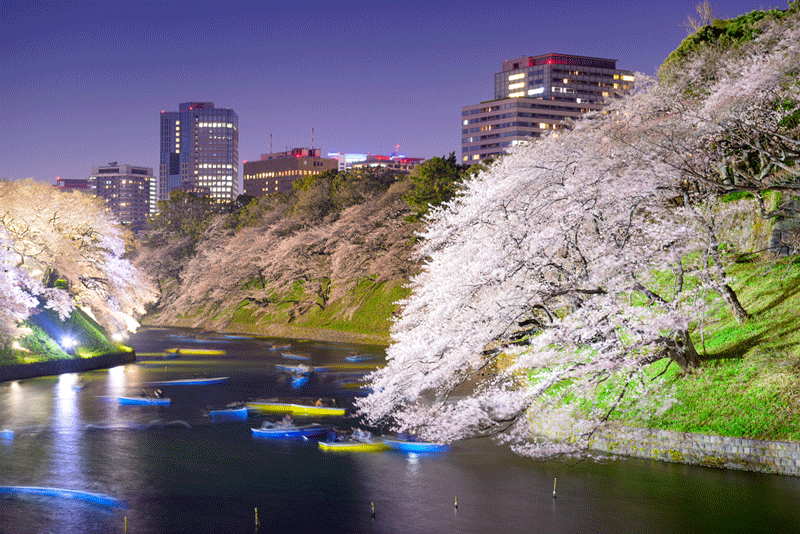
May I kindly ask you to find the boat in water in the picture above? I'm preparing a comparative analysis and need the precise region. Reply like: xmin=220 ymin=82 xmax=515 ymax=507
xmin=148 ymin=377 xmax=229 ymax=386
xmin=118 ymin=396 xmax=171 ymax=406
xmin=383 ymin=438 xmax=451 ymax=453
xmin=318 ymin=439 xmax=388 ymax=452
xmin=246 ymin=401 xmax=345 ymax=417
xmin=281 ymin=352 xmax=311 ymax=361
xmin=251 ymin=423 xmax=332 ymax=440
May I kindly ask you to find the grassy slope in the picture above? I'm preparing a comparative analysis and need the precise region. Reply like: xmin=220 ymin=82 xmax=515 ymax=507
xmin=615 ymin=256 xmax=800 ymax=441
xmin=149 ymin=277 xmax=410 ymax=344
xmin=1 ymin=305 xmax=131 ymax=366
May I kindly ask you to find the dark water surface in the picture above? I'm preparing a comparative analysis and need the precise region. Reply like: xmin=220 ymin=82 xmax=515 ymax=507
xmin=1 ymin=327 xmax=798 ymax=533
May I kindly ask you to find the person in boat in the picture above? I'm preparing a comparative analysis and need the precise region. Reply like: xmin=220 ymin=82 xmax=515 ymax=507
xmin=314 ymin=398 xmax=324 ymax=407
xmin=280 ymin=414 xmax=294 ymax=427
xmin=154 ymin=389 xmax=164 ymax=398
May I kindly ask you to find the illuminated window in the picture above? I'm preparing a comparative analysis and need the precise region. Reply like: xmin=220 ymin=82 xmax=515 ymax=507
xmin=508 ymin=73 xmax=525 ymax=81
xmin=509 ymin=91 xmax=525 ymax=98
xmin=528 ymin=87 xmax=544 ymax=95
xmin=508 ymin=82 xmax=525 ymax=90
xmin=622 ymin=75 xmax=635 ymax=82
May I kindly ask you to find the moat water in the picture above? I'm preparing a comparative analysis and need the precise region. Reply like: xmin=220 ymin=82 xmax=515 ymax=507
xmin=1 ymin=327 xmax=798 ymax=533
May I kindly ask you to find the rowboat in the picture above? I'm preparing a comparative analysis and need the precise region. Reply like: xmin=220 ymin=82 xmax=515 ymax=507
xmin=344 ymin=354 xmax=373 ymax=362
xmin=318 ymin=439 xmax=388 ymax=452
xmin=245 ymin=401 xmax=345 ymax=417
xmin=210 ymin=406 xmax=248 ymax=422
xmin=148 ymin=376 xmax=229 ymax=386
xmin=275 ymin=364 xmax=331 ymax=373
xmin=251 ymin=424 xmax=331 ymax=440
xmin=0 ymin=486 xmax=127 ymax=509
xmin=118 ymin=396 xmax=171 ymax=406
xmin=383 ymin=439 xmax=451 ymax=453
xmin=281 ymin=352 xmax=310 ymax=361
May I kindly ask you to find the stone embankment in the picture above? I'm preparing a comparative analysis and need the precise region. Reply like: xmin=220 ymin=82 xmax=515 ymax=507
xmin=0 ymin=352 xmax=136 ymax=383
xmin=590 ymin=424 xmax=800 ymax=477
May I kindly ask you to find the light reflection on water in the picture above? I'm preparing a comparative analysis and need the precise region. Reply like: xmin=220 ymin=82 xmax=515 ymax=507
xmin=0 ymin=329 xmax=799 ymax=534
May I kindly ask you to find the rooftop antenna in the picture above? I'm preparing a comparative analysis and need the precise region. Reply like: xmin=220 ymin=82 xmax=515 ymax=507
xmin=312 ymin=127 xmax=314 ymax=151
xmin=270 ymin=133 xmax=273 ymax=154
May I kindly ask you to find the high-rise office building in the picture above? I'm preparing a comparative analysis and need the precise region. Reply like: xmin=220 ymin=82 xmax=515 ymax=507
xmin=243 ymin=148 xmax=337 ymax=197
xmin=88 ymin=162 xmax=153 ymax=227
xmin=462 ymin=53 xmax=634 ymax=162
xmin=159 ymin=102 xmax=239 ymax=203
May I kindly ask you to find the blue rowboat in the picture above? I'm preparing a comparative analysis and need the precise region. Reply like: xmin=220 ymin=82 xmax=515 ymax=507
xmin=383 ymin=439 xmax=451 ymax=453
xmin=251 ymin=424 xmax=331 ymax=440
xmin=344 ymin=354 xmax=373 ymax=362
xmin=281 ymin=352 xmax=310 ymax=361
xmin=275 ymin=364 xmax=331 ymax=373
xmin=210 ymin=407 xmax=248 ymax=422
xmin=148 ymin=376 xmax=229 ymax=386
xmin=118 ymin=396 xmax=171 ymax=406
xmin=0 ymin=486 xmax=127 ymax=509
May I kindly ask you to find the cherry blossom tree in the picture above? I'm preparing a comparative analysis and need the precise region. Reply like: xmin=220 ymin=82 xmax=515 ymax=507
xmin=0 ymin=179 xmax=157 ymax=340
xmin=357 ymin=6 xmax=799 ymax=454
xmin=141 ymin=170 xmax=419 ymax=330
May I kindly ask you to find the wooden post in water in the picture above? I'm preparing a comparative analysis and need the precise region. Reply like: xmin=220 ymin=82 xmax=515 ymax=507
xmin=371 ymin=501 xmax=375 ymax=517
xmin=255 ymin=507 xmax=260 ymax=528
xmin=454 ymin=496 xmax=458 ymax=509
xmin=124 ymin=516 xmax=127 ymax=533
xmin=553 ymin=477 xmax=557 ymax=499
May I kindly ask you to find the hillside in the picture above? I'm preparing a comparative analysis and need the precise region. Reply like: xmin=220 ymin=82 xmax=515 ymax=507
xmin=137 ymin=170 xmax=424 ymax=343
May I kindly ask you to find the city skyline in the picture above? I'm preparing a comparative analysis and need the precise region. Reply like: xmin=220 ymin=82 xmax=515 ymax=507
xmin=2 ymin=0 xmax=775 ymax=185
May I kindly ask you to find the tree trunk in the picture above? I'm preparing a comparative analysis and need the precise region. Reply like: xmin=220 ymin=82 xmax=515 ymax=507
xmin=716 ymin=282 xmax=749 ymax=323
xmin=663 ymin=329 xmax=701 ymax=372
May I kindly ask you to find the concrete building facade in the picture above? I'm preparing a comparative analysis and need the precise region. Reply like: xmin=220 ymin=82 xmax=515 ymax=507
xmin=243 ymin=148 xmax=337 ymax=197
xmin=88 ymin=163 xmax=153 ymax=227
xmin=159 ymin=102 xmax=239 ymax=203
xmin=462 ymin=53 xmax=634 ymax=162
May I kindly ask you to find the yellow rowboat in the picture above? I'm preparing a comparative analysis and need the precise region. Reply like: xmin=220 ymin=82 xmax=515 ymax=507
xmin=318 ymin=440 xmax=388 ymax=452
xmin=245 ymin=402 xmax=345 ymax=417
xmin=164 ymin=348 xmax=227 ymax=356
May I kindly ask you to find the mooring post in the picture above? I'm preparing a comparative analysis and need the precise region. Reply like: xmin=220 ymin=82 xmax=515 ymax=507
xmin=553 ymin=477 xmax=557 ymax=499
xmin=124 ymin=516 xmax=127 ymax=533
xmin=255 ymin=507 xmax=260 ymax=527
xmin=454 ymin=496 xmax=458 ymax=509
xmin=371 ymin=501 xmax=375 ymax=517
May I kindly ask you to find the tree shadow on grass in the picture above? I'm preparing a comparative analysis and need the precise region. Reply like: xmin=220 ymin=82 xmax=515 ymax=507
xmin=701 ymin=330 xmax=769 ymax=362
xmin=700 ymin=314 xmax=799 ymax=362
xmin=745 ymin=272 xmax=800 ymax=315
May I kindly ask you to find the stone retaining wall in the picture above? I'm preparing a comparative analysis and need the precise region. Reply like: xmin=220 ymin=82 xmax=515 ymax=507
xmin=0 ymin=352 xmax=136 ymax=383
xmin=589 ymin=424 xmax=800 ymax=476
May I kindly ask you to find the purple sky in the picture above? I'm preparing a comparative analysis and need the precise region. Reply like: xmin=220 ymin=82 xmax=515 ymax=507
xmin=2 ymin=0 xmax=776 ymax=185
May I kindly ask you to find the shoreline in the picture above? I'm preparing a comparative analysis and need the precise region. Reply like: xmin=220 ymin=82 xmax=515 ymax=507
xmin=0 ymin=351 xmax=136 ymax=383
xmin=141 ymin=316 xmax=390 ymax=346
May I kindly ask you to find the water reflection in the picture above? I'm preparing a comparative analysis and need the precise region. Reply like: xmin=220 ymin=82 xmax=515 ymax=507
xmin=0 ymin=330 xmax=798 ymax=534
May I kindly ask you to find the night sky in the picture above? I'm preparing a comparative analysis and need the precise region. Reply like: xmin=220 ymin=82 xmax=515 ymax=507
xmin=2 ymin=0 xmax=776 ymax=186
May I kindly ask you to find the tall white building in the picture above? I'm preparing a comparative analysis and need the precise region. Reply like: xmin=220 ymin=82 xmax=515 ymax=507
xmin=462 ymin=53 xmax=634 ymax=162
